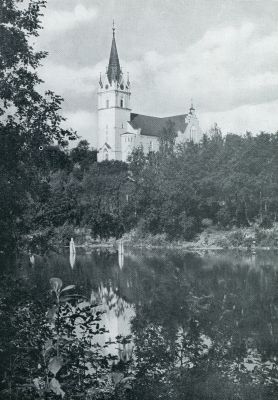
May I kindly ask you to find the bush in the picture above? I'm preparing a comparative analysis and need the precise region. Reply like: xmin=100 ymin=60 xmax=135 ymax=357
xmin=52 ymin=223 xmax=76 ymax=247
xmin=179 ymin=214 xmax=199 ymax=241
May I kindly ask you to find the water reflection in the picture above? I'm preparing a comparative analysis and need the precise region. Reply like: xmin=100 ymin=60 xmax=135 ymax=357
xmin=10 ymin=249 xmax=278 ymax=399
xmin=118 ymin=240 xmax=124 ymax=270
xmin=69 ymin=249 xmax=76 ymax=269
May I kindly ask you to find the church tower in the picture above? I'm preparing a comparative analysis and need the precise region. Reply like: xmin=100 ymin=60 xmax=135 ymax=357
xmin=97 ymin=24 xmax=131 ymax=161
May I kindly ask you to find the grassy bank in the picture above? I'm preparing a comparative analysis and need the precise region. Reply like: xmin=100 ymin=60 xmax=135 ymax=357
xmin=121 ymin=224 xmax=278 ymax=250
xmin=24 ymin=223 xmax=278 ymax=254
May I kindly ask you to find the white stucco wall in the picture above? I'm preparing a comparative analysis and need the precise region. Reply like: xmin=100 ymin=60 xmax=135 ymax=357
xmin=97 ymin=77 xmax=131 ymax=162
xmin=176 ymin=112 xmax=203 ymax=145
xmin=121 ymin=125 xmax=160 ymax=162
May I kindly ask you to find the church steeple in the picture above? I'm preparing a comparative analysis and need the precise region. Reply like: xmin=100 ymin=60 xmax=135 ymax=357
xmin=97 ymin=24 xmax=131 ymax=162
xmin=107 ymin=21 xmax=122 ymax=84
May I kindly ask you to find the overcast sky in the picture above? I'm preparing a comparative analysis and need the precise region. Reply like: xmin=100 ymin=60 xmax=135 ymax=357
xmin=36 ymin=0 xmax=278 ymax=147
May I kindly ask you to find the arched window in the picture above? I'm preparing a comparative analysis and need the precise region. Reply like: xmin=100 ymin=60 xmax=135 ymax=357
xmin=103 ymin=148 xmax=109 ymax=160
xmin=120 ymin=98 xmax=124 ymax=108
xmin=106 ymin=100 xmax=109 ymax=108
xmin=190 ymin=126 xmax=196 ymax=141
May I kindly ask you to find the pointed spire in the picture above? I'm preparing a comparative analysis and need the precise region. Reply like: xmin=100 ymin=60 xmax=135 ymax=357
xmin=99 ymin=72 xmax=103 ymax=88
xmin=126 ymin=72 xmax=130 ymax=88
xmin=107 ymin=21 xmax=122 ymax=84
xmin=190 ymin=98 xmax=195 ymax=114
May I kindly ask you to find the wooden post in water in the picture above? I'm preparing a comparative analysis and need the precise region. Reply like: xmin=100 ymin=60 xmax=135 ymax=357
xmin=70 ymin=238 xmax=76 ymax=254
xmin=29 ymin=253 xmax=35 ymax=266
xmin=118 ymin=239 xmax=124 ymax=270
xmin=69 ymin=238 xmax=76 ymax=269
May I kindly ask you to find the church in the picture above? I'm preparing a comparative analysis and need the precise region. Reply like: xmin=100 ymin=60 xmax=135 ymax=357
xmin=97 ymin=26 xmax=202 ymax=162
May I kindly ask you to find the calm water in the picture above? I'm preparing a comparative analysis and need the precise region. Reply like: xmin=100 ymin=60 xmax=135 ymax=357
xmin=2 ymin=247 xmax=278 ymax=398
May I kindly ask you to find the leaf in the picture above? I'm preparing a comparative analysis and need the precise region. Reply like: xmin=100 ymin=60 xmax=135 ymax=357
xmin=48 ymin=356 xmax=63 ymax=376
xmin=61 ymin=284 xmax=75 ymax=293
xmin=112 ymin=372 xmax=124 ymax=385
xmin=46 ymin=305 xmax=58 ymax=322
xmin=50 ymin=278 xmax=63 ymax=295
xmin=44 ymin=339 xmax=53 ymax=353
xmin=49 ymin=378 xmax=65 ymax=398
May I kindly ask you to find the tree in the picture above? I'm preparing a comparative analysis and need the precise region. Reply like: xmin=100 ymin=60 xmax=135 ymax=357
xmin=0 ymin=0 xmax=76 ymax=251
xmin=70 ymin=139 xmax=97 ymax=170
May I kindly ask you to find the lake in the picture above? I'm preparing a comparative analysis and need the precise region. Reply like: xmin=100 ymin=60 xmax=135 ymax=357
xmin=1 ymin=248 xmax=278 ymax=399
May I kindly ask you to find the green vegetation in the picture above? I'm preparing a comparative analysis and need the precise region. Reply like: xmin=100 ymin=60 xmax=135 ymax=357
xmin=0 ymin=0 xmax=76 ymax=252
xmin=0 ymin=271 xmax=133 ymax=399
xmin=18 ymin=129 xmax=278 ymax=251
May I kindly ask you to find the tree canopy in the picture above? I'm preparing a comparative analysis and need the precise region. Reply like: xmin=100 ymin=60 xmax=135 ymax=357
xmin=0 ymin=0 xmax=76 ymax=250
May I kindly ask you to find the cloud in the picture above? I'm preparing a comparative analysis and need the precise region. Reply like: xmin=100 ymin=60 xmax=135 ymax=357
xmin=63 ymin=110 xmax=98 ymax=148
xmin=38 ymin=20 xmax=278 ymax=140
xmin=42 ymin=4 xmax=98 ymax=33
xmin=39 ymin=62 xmax=97 ymax=95
xmin=117 ymin=22 xmax=278 ymax=134
xmin=200 ymin=99 xmax=278 ymax=135
xmin=38 ymin=58 xmax=109 ymax=105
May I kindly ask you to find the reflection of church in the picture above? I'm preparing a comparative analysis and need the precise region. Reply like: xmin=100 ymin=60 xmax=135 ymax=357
xmin=97 ymin=26 xmax=202 ymax=162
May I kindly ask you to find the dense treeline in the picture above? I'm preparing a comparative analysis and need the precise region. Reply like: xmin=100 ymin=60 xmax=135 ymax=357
xmin=20 ymin=130 xmax=278 ymax=249
xmin=127 ymin=129 xmax=278 ymax=239
xmin=3 ymin=129 xmax=278 ymax=251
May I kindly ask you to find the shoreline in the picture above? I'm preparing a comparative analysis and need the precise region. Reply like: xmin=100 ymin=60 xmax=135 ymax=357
xmin=73 ymin=239 xmax=278 ymax=252
xmin=24 ymin=225 xmax=278 ymax=254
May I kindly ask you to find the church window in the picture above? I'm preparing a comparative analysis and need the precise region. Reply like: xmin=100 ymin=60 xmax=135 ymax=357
xmin=104 ymin=148 xmax=109 ymax=160
xmin=120 ymin=99 xmax=124 ymax=108
xmin=190 ymin=126 xmax=196 ymax=140
xmin=106 ymin=100 xmax=109 ymax=108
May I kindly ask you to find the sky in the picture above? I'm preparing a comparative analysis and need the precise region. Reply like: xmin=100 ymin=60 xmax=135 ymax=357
xmin=35 ymin=0 xmax=278 ymax=147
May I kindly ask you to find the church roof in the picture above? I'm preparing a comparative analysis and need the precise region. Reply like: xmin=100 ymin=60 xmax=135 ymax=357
xmin=107 ymin=27 xmax=122 ymax=84
xmin=129 ymin=113 xmax=188 ymax=137
xmin=100 ymin=142 xmax=111 ymax=149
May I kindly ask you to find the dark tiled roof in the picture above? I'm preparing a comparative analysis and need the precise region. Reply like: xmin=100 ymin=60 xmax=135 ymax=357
xmin=129 ymin=113 xmax=187 ymax=137
xmin=107 ymin=35 xmax=121 ymax=84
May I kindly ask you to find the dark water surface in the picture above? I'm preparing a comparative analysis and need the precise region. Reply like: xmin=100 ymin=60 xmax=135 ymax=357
xmin=2 ymin=248 xmax=278 ymax=399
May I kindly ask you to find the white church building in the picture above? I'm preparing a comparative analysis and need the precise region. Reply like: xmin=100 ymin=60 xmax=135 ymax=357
xmin=97 ymin=26 xmax=202 ymax=162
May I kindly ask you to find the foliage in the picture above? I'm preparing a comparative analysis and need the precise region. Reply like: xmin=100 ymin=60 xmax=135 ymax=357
xmin=16 ymin=129 xmax=278 ymax=247
xmin=125 ymin=130 xmax=278 ymax=241
xmin=0 ymin=273 xmax=121 ymax=399
xmin=70 ymin=140 xmax=97 ymax=170
xmin=0 ymin=0 xmax=76 ymax=251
